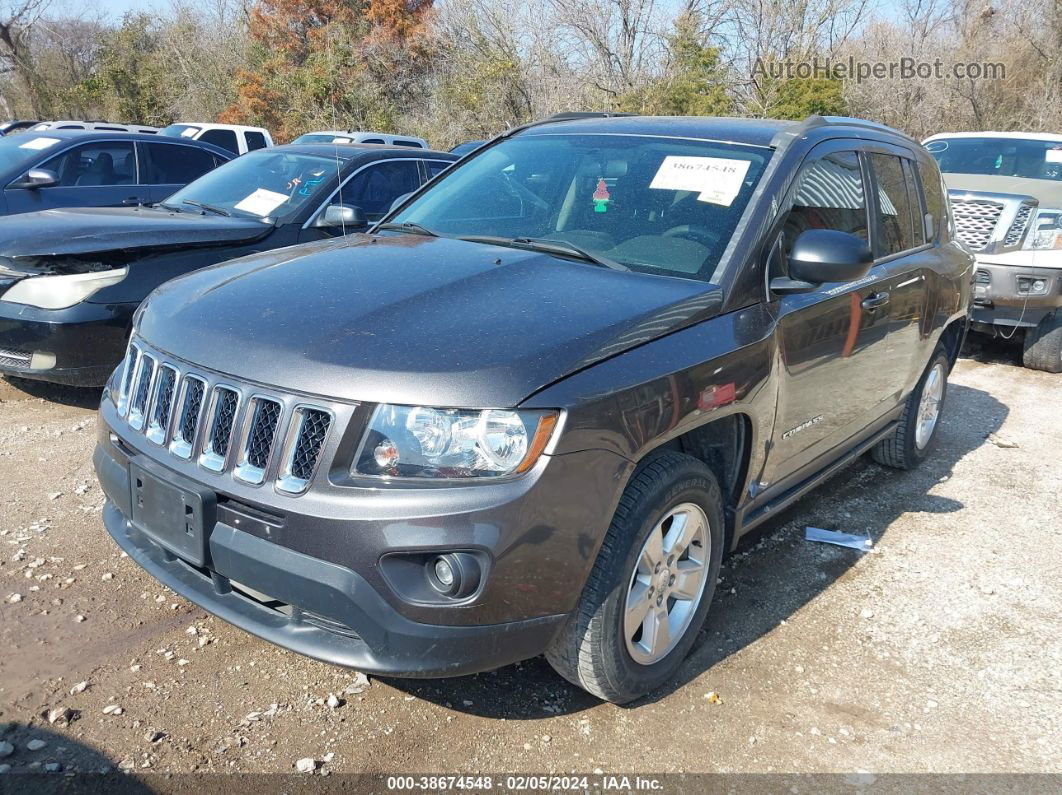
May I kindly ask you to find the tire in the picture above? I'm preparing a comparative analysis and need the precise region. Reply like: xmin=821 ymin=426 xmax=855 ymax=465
xmin=545 ymin=451 xmax=724 ymax=703
xmin=871 ymin=345 xmax=949 ymax=470
xmin=1022 ymin=312 xmax=1062 ymax=373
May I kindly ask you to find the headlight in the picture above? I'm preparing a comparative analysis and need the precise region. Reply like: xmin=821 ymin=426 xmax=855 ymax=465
xmin=354 ymin=405 xmax=559 ymax=480
xmin=1024 ymin=208 xmax=1062 ymax=250
xmin=1 ymin=267 xmax=128 ymax=309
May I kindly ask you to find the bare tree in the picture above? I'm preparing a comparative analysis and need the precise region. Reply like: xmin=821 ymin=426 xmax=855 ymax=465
xmin=0 ymin=0 xmax=52 ymax=117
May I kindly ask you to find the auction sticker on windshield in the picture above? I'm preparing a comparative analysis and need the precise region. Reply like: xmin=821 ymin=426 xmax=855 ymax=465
xmin=650 ymin=156 xmax=752 ymax=206
xmin=234 ymin=188 xmax=290 ymax=216
xmin=18 ymin=137 xmax=60 ymax=150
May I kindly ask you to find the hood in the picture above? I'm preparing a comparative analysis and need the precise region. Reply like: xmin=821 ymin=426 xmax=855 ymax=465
xmin=941 ymin=173 xmax=1062 ymax=208
xmin=138 ymin=234 xmax=724 ymax=407
xmin=0 ymin=206 xmax=270 ymax=258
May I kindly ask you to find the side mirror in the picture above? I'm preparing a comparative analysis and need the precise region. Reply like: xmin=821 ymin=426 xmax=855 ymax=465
xmin=315 ymin=204 xmax=365 ymax=229
xmin=12 ymin=168 xmax=59 ymax=189
xmin=771 ymin=229 xmax=873 ymax=294
xmin=389 ymin=193 xmax=413 ymax=212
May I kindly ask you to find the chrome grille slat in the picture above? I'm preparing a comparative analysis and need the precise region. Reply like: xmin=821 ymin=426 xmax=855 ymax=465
xmin=146 ymin=365 xmax=178 ymax=445
xmin=169 ymin=375 xmax=206 ymax=459
xmin=951 ymin=199 xmax=1003 ymax=251
xmin=128 ymin=354 xmax=156 ymax=431
xmin=277 ymin=407 xmax=332 ymax=494
xmin=199 ymin=386 xmax=240 ymax=472
xmin=117 ymin=344 xmax=140 ymax=416
xmin=234 ymin=398 xmax=283 ymax=485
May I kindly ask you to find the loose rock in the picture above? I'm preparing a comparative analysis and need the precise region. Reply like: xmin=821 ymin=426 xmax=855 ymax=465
xmin=295 ymin=757 xmax=317 ymax=773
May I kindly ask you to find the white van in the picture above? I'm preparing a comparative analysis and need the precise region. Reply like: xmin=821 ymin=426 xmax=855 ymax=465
xmin=157 ymin=123 xmax=273 ymax=156
xmin=291 ymin=130 xmax=429 ymax=149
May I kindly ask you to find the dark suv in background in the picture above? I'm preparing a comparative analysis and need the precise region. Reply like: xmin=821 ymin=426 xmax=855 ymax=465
xmin=0 ymin=131 xmax=231 ymax=215
xmin=94 ymin=114 xmax=971 ymax=703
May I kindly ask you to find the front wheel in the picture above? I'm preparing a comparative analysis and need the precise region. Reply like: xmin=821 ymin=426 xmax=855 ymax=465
xmin=546 ymin=452 xmax=724 ymax=703
xmin=1022 ymin=312 xmax=1062 ymax=373
xmin=871 ymin=345 xmax=949 ymax=469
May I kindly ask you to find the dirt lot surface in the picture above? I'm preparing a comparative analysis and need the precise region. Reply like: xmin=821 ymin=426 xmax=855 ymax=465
xmin=0 ymin=340 xmax=1059 ymax=780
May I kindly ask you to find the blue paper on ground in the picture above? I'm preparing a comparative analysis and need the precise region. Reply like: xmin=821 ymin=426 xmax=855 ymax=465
xmin=804 ymin=526 xmax=873 ymax=551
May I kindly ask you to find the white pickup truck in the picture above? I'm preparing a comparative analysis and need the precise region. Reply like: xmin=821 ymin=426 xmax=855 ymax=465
xmin=924 ymin=131 xmax=1062 ymax=372
xmin=158 ymin=123 xmax=273 ymax=156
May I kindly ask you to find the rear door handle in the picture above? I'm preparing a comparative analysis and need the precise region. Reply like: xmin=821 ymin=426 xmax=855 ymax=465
xmin=861 ymin=291 xmax=890 ymax=310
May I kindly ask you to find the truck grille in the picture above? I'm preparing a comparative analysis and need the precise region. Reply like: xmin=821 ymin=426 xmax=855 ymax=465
xmin=116 ymin=341 xmax=335 ymax=495
xmin=950 ymin=198 xmax=1003 ymax=251
xmin=1004 ymin=205 xmax=1034 ymax=247
xmin=974 ymin=269 xmax=991 ymax=285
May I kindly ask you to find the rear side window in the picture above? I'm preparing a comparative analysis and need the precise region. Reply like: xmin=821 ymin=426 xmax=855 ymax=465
xmin=362 ymin=138 xmax=386 ymax=145
xmin=868 ymin=153 xmax=917 ymax=256
xmin=917 ymin=159 xmax=946 ymax=239
xmin=40 ymin=141 xmax=136 ymax=187
xmin=139 ymin=142 xmax=217 ymax=185
xmin=425 ymin=160 xmax=451 ymax=178
xmin=393 ymin=139 xmax=424 ymax=148
xmin=199 ymin=128 xmax=239 ymax=154
xmin=245 ymin=131 xmax=268 ymax=151
xmin=782 ymin=151 xmax=868 ymax=256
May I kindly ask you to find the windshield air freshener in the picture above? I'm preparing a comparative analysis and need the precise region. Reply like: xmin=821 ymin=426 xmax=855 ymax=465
xmin=593 ymin=179 xmax=610 ymax=213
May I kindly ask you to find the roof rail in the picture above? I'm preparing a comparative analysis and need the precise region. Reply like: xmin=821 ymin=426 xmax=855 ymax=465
xmin=500 ymin=111 xmax=637 ymax=139
xmin=769 ymin=114 xmax=918 ymax=149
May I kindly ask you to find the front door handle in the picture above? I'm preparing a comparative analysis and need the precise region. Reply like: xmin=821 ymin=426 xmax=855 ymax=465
xmin=122 ymin=196 xmax=145 ymax=206
xmin=861 ymin=291 xmax=890 ymax=310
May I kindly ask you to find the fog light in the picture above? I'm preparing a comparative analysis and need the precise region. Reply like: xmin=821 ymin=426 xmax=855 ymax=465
xmin=1033 ymin=279 xmax=1047 ymax=293
xmin=29 ymin=351 xmax=56 ymax=371
xmin=433 ymin=556 xmax=455 ymax=588
xmin=425 ymin=552 xmax=482 ymax=599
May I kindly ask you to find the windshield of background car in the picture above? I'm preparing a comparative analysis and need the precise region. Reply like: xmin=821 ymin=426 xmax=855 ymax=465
xmin=163 ymin=150 xmax=342 ymax=220
xmin=927 ymin=137 xmax=1062 ymax=182
xmin=0 ymin=134 xmax=61 ymax=174
xmin=158 ymin=124 xmax=203 ymax=139
xmin=390 ymin=133 xmax=769 ymax=281
xmin=292 ymin=134 xmax=355 ymax=144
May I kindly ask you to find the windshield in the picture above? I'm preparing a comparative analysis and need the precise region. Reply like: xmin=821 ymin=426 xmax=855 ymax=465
xmin=927 ymin=137 xmax=1062 ymax=182
xmin=0 ymin=134 xmax=62 ymax=173
xmin=390 ymin=134 xmax=769 ymax=281
xmin=159 ymin=124 xmax=202 ymax=139
xmin=163 ymin=149 xmax=342 ymax=220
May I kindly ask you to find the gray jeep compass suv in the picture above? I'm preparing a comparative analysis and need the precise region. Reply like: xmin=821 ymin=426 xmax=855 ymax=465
xmin=94 ymin=114 xmax=972 ymax=703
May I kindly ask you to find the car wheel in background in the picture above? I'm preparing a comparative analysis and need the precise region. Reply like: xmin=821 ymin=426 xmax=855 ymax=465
xmin=872 ymin=345 xmax=950 ymax=470
xmin=1022 ymin=311 xmax=1062 ymax=373
xmin=546 ymin=451 xmax=724 ymax=704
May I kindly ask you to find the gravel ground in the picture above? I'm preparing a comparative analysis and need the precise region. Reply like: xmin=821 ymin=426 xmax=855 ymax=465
xmin=0 ymin=340 xmax=1059 ymax=779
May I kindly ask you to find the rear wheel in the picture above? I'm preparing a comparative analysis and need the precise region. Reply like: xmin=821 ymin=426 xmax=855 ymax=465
xmin=871 ymin=345 xmax=949 ymax=470
xmin=1022 ymin=312 xmax=1062 ymax=373
xmin=546 ymin=452 xmax=724 ymax=703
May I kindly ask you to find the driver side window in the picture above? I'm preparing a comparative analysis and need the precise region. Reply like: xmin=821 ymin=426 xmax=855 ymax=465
xmin=771 ymin=151 xmax=867 ymax=277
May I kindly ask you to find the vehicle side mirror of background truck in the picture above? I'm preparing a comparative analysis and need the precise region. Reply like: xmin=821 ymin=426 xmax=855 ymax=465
xmin=316 ymin=204 xmax=366 ymax=229
xmin=771 ymin=229 xmax=874 ymax=294
xmin=12 ymin=168 xmax=59 ymax=189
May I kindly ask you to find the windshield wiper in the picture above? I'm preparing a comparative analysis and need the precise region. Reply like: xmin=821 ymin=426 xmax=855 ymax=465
xmin=182 ymin=199 xmax=231 ymax=217
xmin=373 ymin=221 xmax=439 ymax=237
xmin=460 ymin=235 xmax=628 ymax=271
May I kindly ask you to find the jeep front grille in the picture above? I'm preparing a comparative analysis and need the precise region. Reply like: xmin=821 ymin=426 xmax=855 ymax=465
xmin=114 ymin=342 xmax=336 ymax=495
xmin=951 ymin=199 xmax=1003 ymax=251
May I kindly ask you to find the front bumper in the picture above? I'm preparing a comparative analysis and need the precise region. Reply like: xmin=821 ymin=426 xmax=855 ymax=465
xmin=95 ymin=394 xmax=632 ymax=676
xmin=971 ymin=255 xmax=1062 ymax=329
xmin=0 ymin=299 xmax=136 ymax=386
